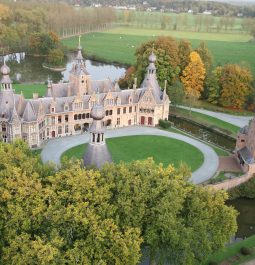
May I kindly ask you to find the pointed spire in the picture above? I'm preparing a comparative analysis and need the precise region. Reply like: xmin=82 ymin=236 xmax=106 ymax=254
xmin=76 ymin=35 xmax=84 ymax=61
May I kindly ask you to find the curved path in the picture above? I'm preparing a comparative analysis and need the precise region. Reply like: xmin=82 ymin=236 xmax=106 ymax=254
xmin=41 ymin=126 xmax=219 ymax=184
xmin=178 ymin=106 xmax=252 ymax=128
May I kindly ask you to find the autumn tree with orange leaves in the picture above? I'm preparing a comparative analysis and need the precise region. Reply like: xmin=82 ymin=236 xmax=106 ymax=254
xmin=219 ymin=64 xmax=253 ymax=109
xmin=181 ymin=51 xmax=206 ymax=112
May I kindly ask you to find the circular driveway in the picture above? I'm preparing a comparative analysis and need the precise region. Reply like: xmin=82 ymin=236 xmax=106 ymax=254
xmin=41 ymin=126 xmax=219 ymax=184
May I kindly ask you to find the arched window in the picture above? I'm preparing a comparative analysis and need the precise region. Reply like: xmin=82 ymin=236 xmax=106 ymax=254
xmin=82 ymin=113 xmax=86 ymax=119
xmin=74 ymin=114 xmax=78 ymax=120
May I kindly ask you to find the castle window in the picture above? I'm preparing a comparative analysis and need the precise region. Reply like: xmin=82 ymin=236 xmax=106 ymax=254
xmin=82 ymin=113 xmax=86 ymax=119
xmin=58 ymin=116 xmax=62 ymax=123
xmin=109 ymin=110 xmax=113 ymax=115
xmin=117 ymin=108 xmax=121 ymax=115
xmin=51 ymin=107 xmax=55 ymax=113
xmin=129 ymin=107 xmax=132 ymax=113
xmin=51 ymin=117 xmax=55 ymax=125
xmin=2 ymin=124 xmax=6 ymax=132
xmin=117 ymin=118 xmax=120 ymax=125
xmin=65 ymin=125 xmax=68 ymax=133
xmin=123 ymin=107 xmax=126 ymax=114
xmin=74 ymin=114 xmax=78 ymax=120
xmin=58 ymin=126 xmax=62 ymax=135
xmin=78 ymin=114 xmax=82 ymax=120
xmin=65 ymin=115 xmax=69 ymax=122
xmin=241 ymin=140 xmax=245 ymax=142
xmin=86 ymin=113 xmax=90 ymax=119
xmin=64 ymin=105 xmax=69 ymax=111
xmin=82 ymin=80 xmax=85 ymax=83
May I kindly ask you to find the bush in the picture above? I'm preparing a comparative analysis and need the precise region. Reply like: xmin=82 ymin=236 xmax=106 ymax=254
xmin=159 ymin=119 xmax=171 ymax=129
xmin=240 ymin=246 xmax=252 ymax=255
xmin=208 ymin=261 xmax=218 ymax=265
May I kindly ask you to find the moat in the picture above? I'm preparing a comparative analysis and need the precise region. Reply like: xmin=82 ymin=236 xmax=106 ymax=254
xmin=2 ymin=52 xmax=126 ymax=83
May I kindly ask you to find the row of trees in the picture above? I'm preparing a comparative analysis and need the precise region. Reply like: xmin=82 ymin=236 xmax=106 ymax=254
xmin=121 ymin=36 xmax=254 ymax=110
xmin=0 ymin=2 xmax=116 ymax=54
xmin=0 ymin=140 xmax=237 ymax=265
xmin=118 ymin=11 xmax=245 ymax=34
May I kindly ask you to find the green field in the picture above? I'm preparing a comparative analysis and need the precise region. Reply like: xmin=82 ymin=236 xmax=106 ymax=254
xmin=13 ymin=84 xmax=46 ymax=99
xmin=62 ymin=135 xmax=204 ymax=171
xmin=116 ymin=11 xmax=246 ymax=34
xmin=204 ymin=235 xmax=255 ymax=265
xmin=61 ymin=27 xmax=255 ymax=75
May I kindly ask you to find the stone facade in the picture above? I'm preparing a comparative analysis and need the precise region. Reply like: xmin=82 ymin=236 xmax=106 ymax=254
xmin=235 ymin=118 xmax=255 ymax=174
xmin=0 ymin=45 xmax=169 ymax=148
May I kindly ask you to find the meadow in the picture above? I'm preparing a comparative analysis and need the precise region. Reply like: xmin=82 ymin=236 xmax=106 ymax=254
xmin=61 ymin=27 xmax=255 ymax=75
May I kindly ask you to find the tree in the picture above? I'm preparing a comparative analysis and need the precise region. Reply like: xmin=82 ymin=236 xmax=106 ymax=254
xmin=195 ymin=41 xmax=213 ymax=71
xmin=0 ymin=142 xmax=238 ymax=265
xmin=167 ymin=80 xmax=185 ymax=107
xmin=135 ymin=36 xmax=180 ymax=88
xmin=219 ymin=64 xmax=253 ymax=109
xmin=178 ymin=40 xmax=192 ymax=73
xmin=47 ymin=48 xmax=64 ymax=66
xmin=207 ymin=66 xmax=222 ymax=105
xmin=181 ymin=51 xmax=206 ymax=112
xmin=29 ymin=32 xmax=59 ymax=55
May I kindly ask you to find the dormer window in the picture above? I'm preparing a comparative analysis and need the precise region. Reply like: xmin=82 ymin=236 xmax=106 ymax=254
xmin=51 ymin=107 xmax=55 ymax=113
xmin=64 ymin=104 xmax=69 ymax=111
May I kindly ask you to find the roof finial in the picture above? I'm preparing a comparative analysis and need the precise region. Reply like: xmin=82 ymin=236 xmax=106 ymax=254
xmin=3 ymin=56 xmax=6 ymax=65
xmin=164 ymin=80 xmax=167 ymax=90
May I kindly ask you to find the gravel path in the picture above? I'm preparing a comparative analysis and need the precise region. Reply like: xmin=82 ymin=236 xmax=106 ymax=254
xmin=41 ymin=126 xmax=219 ymax=184
xmin=178 ymin=106 xmax=252 ymax=128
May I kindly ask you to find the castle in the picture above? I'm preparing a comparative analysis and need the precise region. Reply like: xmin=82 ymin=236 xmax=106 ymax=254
xmin=0 ymin=43 xmax=169 ymax=148
xmin=235 ymin=119 xmax=255 ymax=174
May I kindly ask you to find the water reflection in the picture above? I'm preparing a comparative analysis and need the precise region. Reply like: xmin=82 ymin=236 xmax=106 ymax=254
xmin=228 ymin=198 xmax=255 ymax=239
xmin=1 ymin=52 xmax=126 ymax=84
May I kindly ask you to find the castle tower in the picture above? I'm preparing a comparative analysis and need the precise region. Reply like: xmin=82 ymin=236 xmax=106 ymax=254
xmin=83 ymin=96 xmax=112 ymax=168
xmin=69 ymin=36 xmax=91 ymax=95
xmin=0 ymin=60 xmax=13 ymax=91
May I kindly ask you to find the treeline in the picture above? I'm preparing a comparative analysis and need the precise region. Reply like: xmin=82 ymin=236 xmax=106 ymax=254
xmin=117 ymin=11 xmax=254 ymax=34
xmin=0 ymin=2 xmax=115 ymax=54
xmin=77 ymin=0 xmax=255 ymax=17
xmin=0 ymin=140 xmax=237 ymax=265
xmin=120 ymin=36 xmax=254 ymax=110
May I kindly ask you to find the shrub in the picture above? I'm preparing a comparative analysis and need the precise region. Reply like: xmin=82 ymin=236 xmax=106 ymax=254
xmin=240 ymin=246 xmax=252 ymax=255
xmin=159 ymin=119 xmax=171 ymax=129
xmin=208 ymin=261 xmax=218 ymax=265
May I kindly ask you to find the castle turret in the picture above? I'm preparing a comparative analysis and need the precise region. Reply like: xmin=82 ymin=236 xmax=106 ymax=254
xmin=0 ymin=60 xmax=13 ymax=91
xmin=69 ymin=36 xmax=91 ymax=95
xmin=83 ymin=96 xmax=112 ymax=168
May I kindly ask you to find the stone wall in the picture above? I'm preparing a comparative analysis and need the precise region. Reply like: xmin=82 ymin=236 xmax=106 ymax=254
xmin=208 ymin=172 xmax=254 ymax=190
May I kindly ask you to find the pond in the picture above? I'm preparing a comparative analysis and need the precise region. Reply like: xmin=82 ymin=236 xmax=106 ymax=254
xmin=1 ymin=52 xmax=126 ymax=84
xmin=228 ymin=198 xmax=255 ymax=239
xmin=169 ymin=115 xmax=236 ymax=151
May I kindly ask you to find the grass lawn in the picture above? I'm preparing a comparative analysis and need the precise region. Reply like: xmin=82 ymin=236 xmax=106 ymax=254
xmin=171 ymin=107 xmax=240 ymax=136
xmin=61 ymin=27 xmax=255 ymax=75
xmin=61 ymin=135 xmax=204 ymax=171
xmin=13 ymin=84 xmax=47 ymax=99
xmin=204 ymin=235 xmax=255 ymax=265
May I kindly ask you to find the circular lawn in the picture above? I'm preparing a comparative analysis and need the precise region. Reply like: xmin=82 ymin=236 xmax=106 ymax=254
xmin=61 ymin=135 xmax=204 ymax=171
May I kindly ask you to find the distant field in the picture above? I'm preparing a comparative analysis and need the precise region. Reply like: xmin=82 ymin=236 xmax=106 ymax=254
xmin=13 ymin=84 xmax=46 ymax=99
xmin=116 ymin=11 xmax=246 ymax=33
xmin=61 ymin=27 xmax=255 ymax=75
